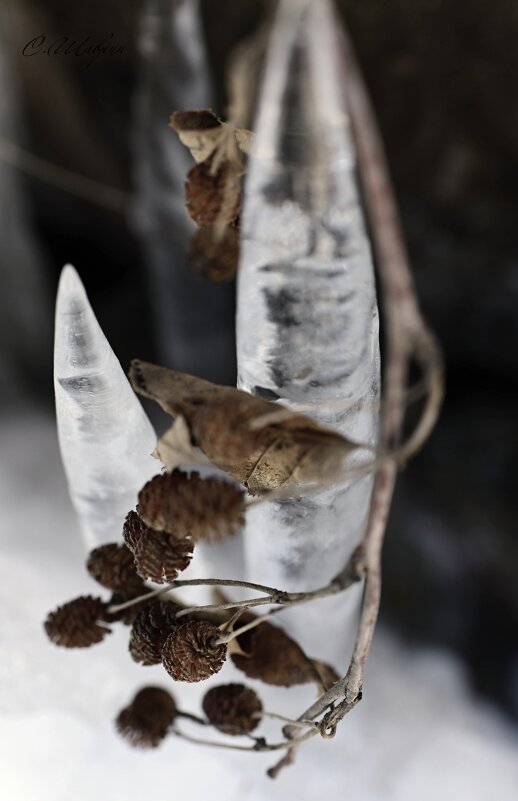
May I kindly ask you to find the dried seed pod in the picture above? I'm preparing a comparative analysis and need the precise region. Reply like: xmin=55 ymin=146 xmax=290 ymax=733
xmin=44 ymin=596 xmax=110 ymax=648
xmin=161 ymin=620 xmax=226 ymax=682
xmin=115 ymin=686 xmax=177 ymax=748
xmin=188 ymin=224 xmax=239 ymax=283
xmin=137 ymin=470 xmax=245 ymax=541
xmin=231 ymin=621 xmax=323 ymax=688
xmin=122 ymin=510 xmax=147 ymax=553
xmin=134 ymin=531 xmax=193 ymax=584
xmin=202 ymin=683 xmax=262 ymax=735
xmin=86 ymin=543 xmax=144 ymax=593
xmin=185 ymin=157 xmax=240 ymax=227
xmin=129 ymin=600 xmax=180 ymax=666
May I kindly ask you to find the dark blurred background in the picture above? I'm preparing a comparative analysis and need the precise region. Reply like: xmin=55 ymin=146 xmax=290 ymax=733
xmin=1 ymin=0 xmax=516 ymax=720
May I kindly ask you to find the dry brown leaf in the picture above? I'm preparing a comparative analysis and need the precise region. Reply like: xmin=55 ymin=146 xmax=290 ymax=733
xmin=153 ymin=415 xmax=211 ymax=472
xmin=129 ymin=360 xmax=361 ymax=496
xmin=185 ymin=156 xmax=241 ymax=227
xmin=188 ymin=224 xmax=240 ymax=283
xmin=170 ymin=109 xmax=252 ymax=163
xmin=230 ymin=620 xmax=328 ymax=689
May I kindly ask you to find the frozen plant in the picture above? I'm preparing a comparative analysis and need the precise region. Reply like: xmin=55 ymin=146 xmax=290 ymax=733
xmin=48 ymin=0 xmax=443 ymax=779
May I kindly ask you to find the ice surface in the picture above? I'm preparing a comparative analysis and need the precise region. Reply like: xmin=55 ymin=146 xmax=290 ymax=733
xmin=237 ymin=0 xmax=380 ymax=658
xmin=53 ymin=265 xmax=158 ymax=549
xmin=132 ymin=0 xmax=236 ymax=383
xmin=2 ymin=414 xmax=518 ymax=801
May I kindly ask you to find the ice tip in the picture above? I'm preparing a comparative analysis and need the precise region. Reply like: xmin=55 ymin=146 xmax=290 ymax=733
xmin=56 ymin=263 xmax=89 ymax=309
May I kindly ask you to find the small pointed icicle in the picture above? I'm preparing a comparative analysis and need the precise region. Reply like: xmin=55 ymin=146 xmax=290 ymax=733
xmin=237 ymin=0 xmax=380 ymax=659
xmin=54 ymin=265 xmax=158 ymax=550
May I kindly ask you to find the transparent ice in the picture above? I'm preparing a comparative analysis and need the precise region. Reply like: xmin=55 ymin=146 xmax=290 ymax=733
xmin=132 ymin=0 xmax=236 ymax=383
xmin=54 ymin=265 xmax=158 ymax=549
xmin=237 ymin=0 xmax=380 ymax=659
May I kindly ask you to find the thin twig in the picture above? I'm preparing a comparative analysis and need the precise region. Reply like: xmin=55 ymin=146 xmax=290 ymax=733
xmin=0 ymin=137 xmax=129 ymax=213
xmin=171 ymin=726 xmax=317 ymax=753
xmin=108 ymin=554 xmax=364 ymax=619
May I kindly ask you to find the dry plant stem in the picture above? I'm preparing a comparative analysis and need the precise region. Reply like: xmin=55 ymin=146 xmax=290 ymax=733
xmin=175 ymin=709 xmax=208 ymax=727
xmin=267 ymin=746 xmax=300 ymax=780
xmin=281 ymin=28 xmax=444 ymax=752
xmin=108 ymin=555 xmax=364 ymax=617
xmin=0 ymin=138 xmax=129 ymax=213
xmin=171 ymin=725 xmax=317 ymax=753
xmin=253 ymin=711 xmax=319 ymax=731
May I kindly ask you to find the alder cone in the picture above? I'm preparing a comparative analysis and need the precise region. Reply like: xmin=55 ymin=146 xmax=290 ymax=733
xmin=188 ymin=224 xmax=239 ymax=283
xmin=134 ymin=531 xmax=193 ymax=583
xmin=116 ymin=686 xmax=176 ymax=748
xmin=202 ymin=683 xmax=262 ymax=735
xmin=137 ymin=470 xmax=245 ymax=541
xmin=86 ymin=542 xmax=144 ymax=593
xmin=185 ymin=158 xmax=240 ymax=227
xmin=161 ymin=620 xmax=226 ymax=682
xmin=129 ymin=600 xmax=180 ymax=665
xmin=122 ymin=510 xmax=148 ymax=553
xmin=44 ymin=595 xmax=110 ymax=648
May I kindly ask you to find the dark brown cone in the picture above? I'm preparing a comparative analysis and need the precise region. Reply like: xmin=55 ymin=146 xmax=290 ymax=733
xmin=134 ymin=531 xmax=193 ymax=584
xmin=161 ymin=620 xmax=226 ymax=682
xmin=188 ymin=224 xmax=239 ymax=283
xmin=115 ymin=686 xmax=177 ymax=748
xmin=129 ymin=600 xmax=180 ymax=665
xmin=231 ymin=621 xmax=322 ymax=688
xmin=122 ymin=510 xmax=147 ymax=553
xmin=102 ymin=588 xmax=150 ymax=625
xmin=202 ymin=683 xmax=262 ymax=735
xmin=137 ymin=470 xmax=245 ymax=542
xmin=86 ymin=543 xmax=144 ymax=593
xmin=185 ymin=157 xmax=240 ymax=227
xmin=44 ymin=596 xmax=110 ymax=648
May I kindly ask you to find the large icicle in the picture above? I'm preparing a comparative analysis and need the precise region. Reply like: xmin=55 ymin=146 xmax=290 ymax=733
xmin=54 ymin=265 xmax=157 ymax=550
xmin=132 ymin=0 xmax=236 ymax=384
xmin=237 ymin=0 xmax=380 ymax=660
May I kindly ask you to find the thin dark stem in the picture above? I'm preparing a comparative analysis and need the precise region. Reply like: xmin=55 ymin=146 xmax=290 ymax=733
xmin=175 ymin=710 xmax=209 ymax=727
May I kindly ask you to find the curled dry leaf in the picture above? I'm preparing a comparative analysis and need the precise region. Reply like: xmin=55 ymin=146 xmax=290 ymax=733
xmin=129 ymin=360 xmax=362 ymax=496
xmin=170 ymin=109 xmax=252 ymax=164
xmin=185 ymin=156 xmax=241 ymax=227
xmin=188 ymin=224 xmax=240 ymax=283
xmin=230 ymin=618 xmax=333 ymax=690
xmin=152 ymin=414 xmax=211 ymax=473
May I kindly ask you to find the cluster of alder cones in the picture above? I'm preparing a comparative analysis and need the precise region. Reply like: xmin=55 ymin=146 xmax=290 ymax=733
xmin=44 ymin=467 xmax=337 ymax=750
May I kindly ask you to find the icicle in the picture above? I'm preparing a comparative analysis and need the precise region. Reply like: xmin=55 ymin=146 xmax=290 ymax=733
xmin=54 ymin=265 xmax=158 ymax=550
xmin=132 ymin=0 xmax=236 ymax=384
xmin=236 ymin=0 xmax=380 ymax=659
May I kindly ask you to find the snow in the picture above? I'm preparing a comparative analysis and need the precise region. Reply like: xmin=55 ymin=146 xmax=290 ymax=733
xmin=1 ymin=413 xmax=517 ymax=801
